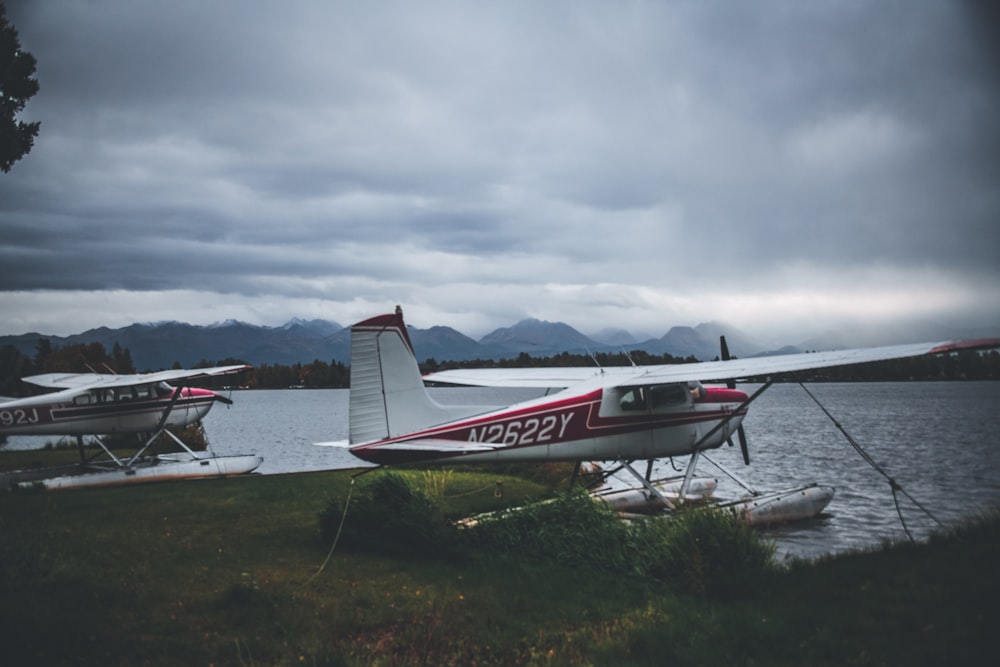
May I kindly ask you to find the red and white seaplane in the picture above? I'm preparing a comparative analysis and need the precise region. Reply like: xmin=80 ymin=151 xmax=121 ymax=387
xmin=322 ymin=307 xmax=999 ymax=524
xmin=0 ymin=365 xmax=262 ymax=490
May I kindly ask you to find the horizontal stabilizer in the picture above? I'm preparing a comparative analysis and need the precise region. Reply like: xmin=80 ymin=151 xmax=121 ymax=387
xmin=313 ymin=440 xmax=350 ymax=448
xmin=352 ymin=439 xmax=502 ymax=455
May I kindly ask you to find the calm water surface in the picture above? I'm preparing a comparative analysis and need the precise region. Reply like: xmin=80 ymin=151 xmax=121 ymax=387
xmin=7 ymin=382 xmax=999 ymax=559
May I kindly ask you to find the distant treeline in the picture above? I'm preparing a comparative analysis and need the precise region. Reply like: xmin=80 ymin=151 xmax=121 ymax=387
xmin=777 ymin=349 xmax=1000 ymax=382
xmin=1 ymin=340 xmax=139 ymax=396
xmin=420 ymin=349 xmax=700 ymax=373
xmin=0 ymin=341 xmax=348 ymax=396
xmin=1 ymin=341 xmax=997 ymax=397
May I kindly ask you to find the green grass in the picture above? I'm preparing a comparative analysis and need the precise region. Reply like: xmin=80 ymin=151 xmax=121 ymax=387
xmin=1 ymin=451 xmax=997 ymax=666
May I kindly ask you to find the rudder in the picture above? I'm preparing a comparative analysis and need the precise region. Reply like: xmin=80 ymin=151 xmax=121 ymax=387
xmin=348 ymin=307 xmax=468 ymax=444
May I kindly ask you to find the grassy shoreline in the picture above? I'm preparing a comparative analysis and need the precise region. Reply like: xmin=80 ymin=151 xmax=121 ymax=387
xmin=1 ymin=451 xmax=997 ymax=665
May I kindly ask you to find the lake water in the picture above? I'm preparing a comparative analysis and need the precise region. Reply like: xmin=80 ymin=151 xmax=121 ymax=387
xmin=6 ymin=383 xmax=999 ymax=560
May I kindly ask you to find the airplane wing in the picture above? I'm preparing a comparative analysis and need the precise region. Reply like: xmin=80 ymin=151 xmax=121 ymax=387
xmin=422 ymin=339 xmax=1000 ymax=389
xmin=21 ymin=364 xmax=252 ymax=391
xmin=424 ymin=367 xmax=635 ymax=388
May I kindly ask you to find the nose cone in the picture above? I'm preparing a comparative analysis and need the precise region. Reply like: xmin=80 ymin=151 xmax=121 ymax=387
xmin=699 ymin=386 xmax=749 ymax=405
xmin=184 ymin=387 xmax=232 ymax=405
xmin=212 ymin=391 xmax=234 ymax=405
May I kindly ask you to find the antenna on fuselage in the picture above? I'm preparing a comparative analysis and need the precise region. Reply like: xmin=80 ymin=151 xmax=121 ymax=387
xmin=585 ymin=347 xmax=604 ymax=372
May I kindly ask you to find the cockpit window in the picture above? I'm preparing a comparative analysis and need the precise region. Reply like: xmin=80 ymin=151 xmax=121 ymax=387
xmin=619 ymin=387 xmax=647 ymax=411
xmin=650 ymin=384 xmax=689 ymax=408
xmin=604 ymin=382 xmax=699 ymax=416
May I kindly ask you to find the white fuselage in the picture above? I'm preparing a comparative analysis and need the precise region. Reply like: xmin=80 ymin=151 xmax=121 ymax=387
xmin=0 ymin=384 xmax=221 ymax=437
xmin=349 ymin=384 xmax=749 ymax=465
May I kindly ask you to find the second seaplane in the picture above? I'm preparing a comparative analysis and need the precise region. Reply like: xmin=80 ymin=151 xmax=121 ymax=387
xmin=0 ymin=365 xmax=261 ymax=490
xmin=321 ymin=307 xmax=998 ymax=524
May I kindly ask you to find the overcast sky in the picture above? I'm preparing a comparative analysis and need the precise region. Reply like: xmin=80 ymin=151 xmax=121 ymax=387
xmin=2 ymin=0 xmax=999 ymax=346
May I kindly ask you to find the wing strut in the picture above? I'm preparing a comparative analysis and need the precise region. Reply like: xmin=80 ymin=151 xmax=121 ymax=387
xmin=679 ymin=380 xmax=773 ymax=498
xmin=79 ymin=434 xmax=126 ymax=469
xmin=152 ymin=384 xmax=185 ymax=435
xmin=721 ymin=336 xmax=751 ymax=464
xmin=118 ymin=383 xmax=189 ymax=467
xmin=620 ymin=461 xmax=677 ymax=511
xmin=569 ymin=461 xmax=582 ymax=490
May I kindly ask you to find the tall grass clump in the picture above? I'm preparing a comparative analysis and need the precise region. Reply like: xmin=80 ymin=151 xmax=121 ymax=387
xmin=422 ymin=468 xmax=454 ymax=505
xmin=463 ymin=488 xmax=635 ymax=571
xmin=320 ymin=475 xmax=778 ymax=597
xmin=466 ymin=491 xmax=776 ymax=597
xmin=635 ymin=505 xmax=777 ymax=597
xmin=318 ymin=471 xmax=453 ymax=558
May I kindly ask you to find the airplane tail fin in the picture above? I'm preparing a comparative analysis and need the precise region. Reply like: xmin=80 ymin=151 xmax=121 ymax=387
xmin=349 ymin=307 xmax=473 ymax=444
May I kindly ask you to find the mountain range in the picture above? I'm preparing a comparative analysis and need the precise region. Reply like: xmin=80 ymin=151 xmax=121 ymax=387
xmin=0 ymin=316 xmax=798 ymax=370
xmin=17 ymin=313 xmax=988 ymax=371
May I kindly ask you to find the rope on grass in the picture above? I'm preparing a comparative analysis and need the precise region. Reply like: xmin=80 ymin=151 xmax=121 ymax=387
xmin=798 ymin=382 xmax=944 ymax=542
xmin=442 ymin=481 xmax=504 ymax=499
xmin=303 ymin=476 xmax=355 ymax=586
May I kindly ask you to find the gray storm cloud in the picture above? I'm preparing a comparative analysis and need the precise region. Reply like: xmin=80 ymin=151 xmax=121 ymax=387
xmin=1 ymin=1 xmax=998 ymax=341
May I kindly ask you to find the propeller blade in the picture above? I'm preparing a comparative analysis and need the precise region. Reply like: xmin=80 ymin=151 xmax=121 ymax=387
xmin=720 ymin=335 xmax=737 ymax=390
xmin=721 ymin=335 xmax=751 ymax=464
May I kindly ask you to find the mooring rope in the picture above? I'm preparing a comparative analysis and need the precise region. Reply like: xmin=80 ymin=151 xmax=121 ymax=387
xmin=303 ymin=476 xmax=356 ymax=586
xmin=797 ymin=382 xmax=944 ymax=541
xmin=443 ymin=481 xmax=504 ymax=499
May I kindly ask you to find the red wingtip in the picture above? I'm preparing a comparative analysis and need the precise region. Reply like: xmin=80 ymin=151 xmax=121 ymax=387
xmin=929 ymin=338 xmax=1000 ymax=355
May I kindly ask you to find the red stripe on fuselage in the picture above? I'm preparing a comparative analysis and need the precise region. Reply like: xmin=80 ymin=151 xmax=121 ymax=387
xmin=351 ymin=386 xmax=748 ymax=457
xmin=50 ymin=395 xmax=216 ymax=423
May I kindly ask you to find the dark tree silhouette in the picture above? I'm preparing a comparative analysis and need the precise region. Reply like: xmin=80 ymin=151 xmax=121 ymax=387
xmin=0 ymin=3 xmax=40 ymax=173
